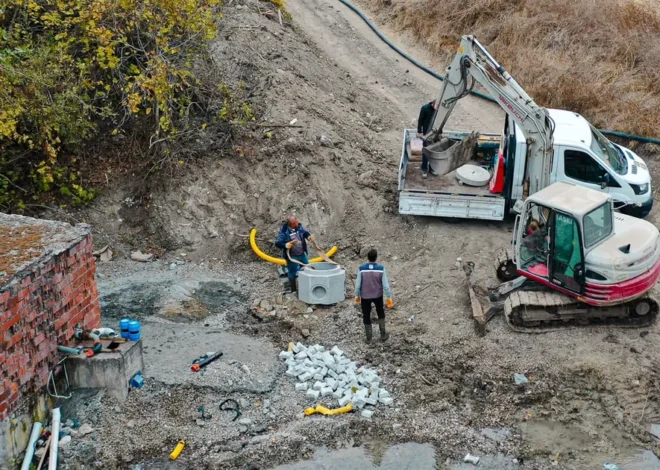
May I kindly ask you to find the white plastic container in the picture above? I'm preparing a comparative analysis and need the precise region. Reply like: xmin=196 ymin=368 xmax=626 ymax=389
xmin=298 ymin=262 xmax=346 ymax=305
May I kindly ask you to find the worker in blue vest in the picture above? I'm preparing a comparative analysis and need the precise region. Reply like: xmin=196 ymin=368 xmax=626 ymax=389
xmin=354 ymin=249 xmax=394 ymax=343
xmin=275 ymin=216 xmax=315 ymax=293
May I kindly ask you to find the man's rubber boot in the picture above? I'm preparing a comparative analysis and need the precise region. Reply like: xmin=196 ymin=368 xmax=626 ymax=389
xmin=378 ymin=319 xmax=389 ymax=342
xmin=289 ymin=279 xmax=297 ymax=293
xmin=364 ymin=324 xmax=373 ymax=344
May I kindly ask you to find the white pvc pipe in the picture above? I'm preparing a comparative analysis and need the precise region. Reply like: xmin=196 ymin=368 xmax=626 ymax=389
xmin=20 ymin=421 xmax=42 ymax=470
xmin=48 ymin=408 xmax=60 ymax=470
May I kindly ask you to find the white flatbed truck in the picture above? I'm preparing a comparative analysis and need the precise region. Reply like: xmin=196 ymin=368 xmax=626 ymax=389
xmin=398 ymin=36 xmax=653 ymax=221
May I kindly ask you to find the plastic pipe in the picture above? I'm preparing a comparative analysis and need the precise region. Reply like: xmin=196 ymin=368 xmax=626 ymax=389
xmin=249 ymin=229 xmax=337 ymax=266
xmin=336 ymin=0 xmax=660 ymax=146
xmin=20 ymin=422 xmax=42 ymax=470
xmin=57 ymin=345 xmax=81 ymax=355
xmin=48 ymin=408 xmax=60 ymax=470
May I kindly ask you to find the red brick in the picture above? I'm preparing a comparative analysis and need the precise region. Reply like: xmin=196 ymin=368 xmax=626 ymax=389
xmin=0 ymin=290 xmax=10 ymax=304
xmin=8 ymin=332 xmax=23 ymax=349
xmin=54 ymin=316 xmax=68 ymax=330
xmin=1 ymin=313 xmax=21 ymax=332
xmin=32 ymin=332 xmax=46 ymax=346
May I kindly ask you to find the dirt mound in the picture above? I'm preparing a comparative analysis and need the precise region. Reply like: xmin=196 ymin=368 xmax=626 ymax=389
xmin=358 ymin=0 xmax=660 ymax=138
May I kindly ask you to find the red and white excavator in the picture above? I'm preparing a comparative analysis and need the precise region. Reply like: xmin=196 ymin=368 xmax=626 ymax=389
xmin=482 ymin=181 xmax=660 ymax=331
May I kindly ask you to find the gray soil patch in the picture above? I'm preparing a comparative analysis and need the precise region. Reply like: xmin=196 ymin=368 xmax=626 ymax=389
xmin=142 ymin=322 xmax=280 ymax=393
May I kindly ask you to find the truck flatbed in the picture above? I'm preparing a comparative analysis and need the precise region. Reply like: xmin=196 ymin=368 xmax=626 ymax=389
xmin=398 ymin=129 xmax=506 ymax=220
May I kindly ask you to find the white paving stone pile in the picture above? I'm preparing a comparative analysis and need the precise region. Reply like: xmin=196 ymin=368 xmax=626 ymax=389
xmin=280 ymin=343 xmax=393 ymax=416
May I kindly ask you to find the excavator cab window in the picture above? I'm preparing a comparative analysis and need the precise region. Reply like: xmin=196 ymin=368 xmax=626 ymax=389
xmin=549 ymin=211 xmax=585 ymax=294
xmin=520 ymin=203 xmax=550 ymax=277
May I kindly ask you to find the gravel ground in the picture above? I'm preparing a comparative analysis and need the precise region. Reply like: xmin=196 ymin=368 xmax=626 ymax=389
xmin=52 ymin=0 xmax=660 ymax=468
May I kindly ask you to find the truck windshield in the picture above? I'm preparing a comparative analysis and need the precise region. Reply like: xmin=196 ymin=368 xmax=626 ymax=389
xmin=583 ymin=202 xmax=613 ymax=248
xmin=589 ymin=125 xmax=624 ymax=175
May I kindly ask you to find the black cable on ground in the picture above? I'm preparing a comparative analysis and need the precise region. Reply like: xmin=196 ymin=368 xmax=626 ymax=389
xmin=337 ymin=0 xmax=660 ymax=146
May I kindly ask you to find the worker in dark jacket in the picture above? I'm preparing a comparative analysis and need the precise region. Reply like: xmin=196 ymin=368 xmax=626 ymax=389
xmin=354 ymin=249 xmax=394 ymax=343
xmin=417 ymin=100 xmax=438 ymax=178
xmin=275 ymin=216 xmax=315 ymax=293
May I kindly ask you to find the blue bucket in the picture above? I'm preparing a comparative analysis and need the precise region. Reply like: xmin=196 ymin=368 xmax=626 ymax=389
xmin=128 ymin=320 xmax=141 ymax=341
xmin=120 ymin=319 xmax=130 ymax=339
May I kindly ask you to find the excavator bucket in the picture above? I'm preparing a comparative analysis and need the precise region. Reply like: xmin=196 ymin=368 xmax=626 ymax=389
xmin=423 ymin=132 xmax=479 ymax=177
xmin=462 ymin=261 xmax=487 ymax=336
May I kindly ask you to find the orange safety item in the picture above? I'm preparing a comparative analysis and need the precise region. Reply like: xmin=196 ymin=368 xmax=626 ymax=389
xmin=386 ymin=298 xmax=394 ymax=308
xmin=355 ymin=297 xmax=361 ymax=304
xmin=489 ymin=151 xmax=505 ymax=194
xmin=191 ymin=364 xmax=200 ymax=372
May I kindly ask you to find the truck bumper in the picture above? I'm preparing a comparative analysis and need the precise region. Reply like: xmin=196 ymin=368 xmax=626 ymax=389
xmin=620 ymin=196 xmax=654 ymax=218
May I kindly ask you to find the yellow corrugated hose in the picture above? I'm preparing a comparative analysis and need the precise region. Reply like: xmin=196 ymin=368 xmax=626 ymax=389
xmin=249 ymin=228 xmax=337 ymax=266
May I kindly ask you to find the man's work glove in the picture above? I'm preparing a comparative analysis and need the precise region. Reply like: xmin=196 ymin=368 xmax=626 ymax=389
xmin=354 ymin=297 xmax=361 ymax=304
xmin=286 ymin=241 xmax=295 ymax=249
xmin=308 ymin=234 xmax=316 ymax=243
xmin=386 ymin=298 xmax=394 ymax=308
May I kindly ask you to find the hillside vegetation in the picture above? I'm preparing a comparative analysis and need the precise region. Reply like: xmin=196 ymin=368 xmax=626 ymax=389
xmin=365 ymin=0 xmax=660 ymax=139
xmin=0 ymin=0 xmax=260 ymax=213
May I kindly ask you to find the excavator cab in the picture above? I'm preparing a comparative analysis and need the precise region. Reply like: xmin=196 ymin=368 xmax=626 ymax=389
xmin=517 ymin=201 xmax=587 ymax=295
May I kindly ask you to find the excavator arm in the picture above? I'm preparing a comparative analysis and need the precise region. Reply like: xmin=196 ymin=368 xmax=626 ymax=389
xmin=428 ymin=35 xmax=555 ymax=198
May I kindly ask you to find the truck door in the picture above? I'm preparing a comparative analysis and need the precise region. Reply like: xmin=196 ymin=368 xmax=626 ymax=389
xmin=558 ymin=147 xmax=619 ymax=194
xmin=549 ymin=211 xmax=585 ymax=295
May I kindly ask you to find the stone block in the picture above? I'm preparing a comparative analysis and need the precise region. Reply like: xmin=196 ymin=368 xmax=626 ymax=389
xmin=331 ymin=346 xmax=343 ymax=356
xmin=313 ymin=381 xmax=324 ymax=391
xmin=306 ymin=389 xmax=320 ymax=399
xmin=328 ymin=369 xmax=338 ymax=379
xmin=378 ymin=390 xmax=390 ymax=399
xmin=321 ymin=386 xmax=333 ymax=397
xmin=325 ymin=378 xmax=336 ymax=389
xmin=365 ymin=398 xmax=378 ymax=406
xmin=352 ymin=396 xmax=367 ymax=409
xmin=294 ymin=351 xmax=308 ymax=360
xmin=332 ymin=389 xmax=344 ymax=399
xmin=361 ymin=410 xmax=374 ymax=419
xmin=295 ymin=383 xmax=308 ymax=391
xmin=313 ymin=374 xmax=324 ymax=381
xmin=338 ymin=396 xmax=351 ymax=407
xmin=380 ymin=397 xmax=393 ymax=406
xmin=279 ymin=351 xmax=293 ymax=360
xmin=298 ymin=371 xmax=313 ymax=382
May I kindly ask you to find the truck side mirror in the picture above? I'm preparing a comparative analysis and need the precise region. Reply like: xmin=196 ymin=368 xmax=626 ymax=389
xmin=600 ymin=173 xmax=610 ymax=189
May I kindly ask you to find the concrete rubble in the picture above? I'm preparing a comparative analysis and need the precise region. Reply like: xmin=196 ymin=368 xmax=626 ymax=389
xmin=281 ymin=343 xmax=393 ymax=414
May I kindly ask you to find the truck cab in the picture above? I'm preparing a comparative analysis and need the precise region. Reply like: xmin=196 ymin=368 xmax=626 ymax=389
xmin=507 ymin=110 xmax=653 ymax=218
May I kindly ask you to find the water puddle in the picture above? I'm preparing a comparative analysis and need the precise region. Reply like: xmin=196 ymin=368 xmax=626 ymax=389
xmin=272 ymin=443 xmax=437 ymax=469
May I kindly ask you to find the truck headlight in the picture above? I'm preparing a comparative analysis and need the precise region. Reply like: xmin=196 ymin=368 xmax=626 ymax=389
xmin=631 ymin=183 xmax=649 ymax=195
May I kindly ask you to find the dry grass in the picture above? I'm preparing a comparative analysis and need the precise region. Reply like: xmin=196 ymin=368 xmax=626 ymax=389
xmin=366 ymin=0 xmax=660 ymax=137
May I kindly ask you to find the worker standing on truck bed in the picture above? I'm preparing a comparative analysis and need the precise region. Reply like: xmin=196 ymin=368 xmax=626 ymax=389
xmin=275 ymin=216 xmax=315 ymax=293
xmin=354 ymin=249 xmax=394 ymax=343
xmin=417 ymin=100 xmax=439 ymax=179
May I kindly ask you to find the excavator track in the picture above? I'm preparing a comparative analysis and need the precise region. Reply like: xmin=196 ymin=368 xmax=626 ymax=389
xmin=504 ymin=289 xmax=658 ymax=333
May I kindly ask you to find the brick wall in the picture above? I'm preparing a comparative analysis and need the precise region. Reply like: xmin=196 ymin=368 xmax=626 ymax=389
xmin=0 ymin=234 xmax=101 ymax=420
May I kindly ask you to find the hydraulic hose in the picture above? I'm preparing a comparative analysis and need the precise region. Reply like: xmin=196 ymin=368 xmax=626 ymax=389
xmin=336 ymin=0 xmax=660 ymax=146
xmin=249 ymin=229 xmax=337 ymax=266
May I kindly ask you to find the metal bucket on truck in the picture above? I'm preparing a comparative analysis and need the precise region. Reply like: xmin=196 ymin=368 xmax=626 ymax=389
xmin=423 ymin=132 xmax=479 ymax=176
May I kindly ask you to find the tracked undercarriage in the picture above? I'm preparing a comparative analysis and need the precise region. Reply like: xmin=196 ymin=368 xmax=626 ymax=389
xmin=503 ymin=287 xmax=658 ymax=333
xmin=464 ymin=251 xmax=659 ymax=334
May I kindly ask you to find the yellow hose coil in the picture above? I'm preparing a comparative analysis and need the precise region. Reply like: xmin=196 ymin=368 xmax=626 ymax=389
xmin=249 ymin=228 xmax=337 ymax=266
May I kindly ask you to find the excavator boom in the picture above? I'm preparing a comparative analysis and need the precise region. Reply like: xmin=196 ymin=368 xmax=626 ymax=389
xmin=428 ymin=35 xmax=555 ymax=197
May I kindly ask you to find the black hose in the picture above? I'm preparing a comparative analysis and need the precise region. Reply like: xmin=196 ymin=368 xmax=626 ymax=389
xmin=336 ymin=0 xmax=660 ymax=146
